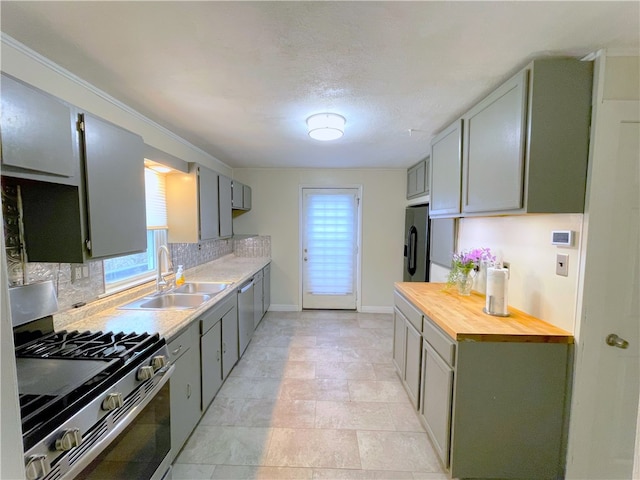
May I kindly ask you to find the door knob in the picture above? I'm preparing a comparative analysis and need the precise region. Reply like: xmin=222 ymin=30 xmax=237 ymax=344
xmin=605 ymin=333 xmax=629 ymax=349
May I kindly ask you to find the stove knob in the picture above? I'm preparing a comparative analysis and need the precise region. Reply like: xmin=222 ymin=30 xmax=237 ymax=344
xmin=137 ymin=365 xmax=154 ymax=381
xmin=102 ymin=392 xmax=123 ymax=411
xmin=55 ymin=428 xmax=82 ymax=451
xmin=152 ymin=355 xmax=167 ymax=371
xmin=25 ymin=454 xmax=50 ymax=480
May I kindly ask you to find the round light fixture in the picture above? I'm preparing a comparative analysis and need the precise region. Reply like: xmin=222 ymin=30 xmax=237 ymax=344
xmin=306 ymin=113 xmax=345 ymax=141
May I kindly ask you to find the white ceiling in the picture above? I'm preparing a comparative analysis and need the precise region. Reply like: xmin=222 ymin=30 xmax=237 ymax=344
xmin=1 ymin=1 xmax=638 ymax=169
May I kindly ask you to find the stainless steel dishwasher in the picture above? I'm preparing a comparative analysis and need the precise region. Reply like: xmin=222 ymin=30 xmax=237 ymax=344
xmin=237 ymin=279 xmax=255 ymax=355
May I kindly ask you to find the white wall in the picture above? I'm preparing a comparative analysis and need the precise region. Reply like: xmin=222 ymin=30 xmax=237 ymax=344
xmin=1 ymin=35 xmax=231 ymax=176
xmin=232 ymin=168 xmax=406 ymax=311
xmin=457 ymin=214 xmax=583 ymax=332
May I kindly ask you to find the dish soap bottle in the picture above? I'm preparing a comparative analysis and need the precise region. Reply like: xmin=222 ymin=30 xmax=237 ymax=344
xmin=175 ymin=265 xmax=185 ymax=286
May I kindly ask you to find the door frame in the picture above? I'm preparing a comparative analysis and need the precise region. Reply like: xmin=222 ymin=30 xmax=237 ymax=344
xmin=566 ymin=51 xmax=640 ymax=478
xmin=298 ymin=184 xmax=363 ymax=311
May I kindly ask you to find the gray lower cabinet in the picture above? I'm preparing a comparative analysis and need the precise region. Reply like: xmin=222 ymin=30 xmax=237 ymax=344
xmin=168 ymin=323 xmax=201 ymax=461
xmin=462 ymin=58 xmax=592 ymax=215
xmin=253 ymin=269 xmax=264 ymax=330
xmin=420 ymin=340 xmax=454 ymax=468
xmin=201 ymin=294 xmax=238 ymax=409
xmin=392 ymin=307 xmax=406 ymax=375
xmin=429 ymin=120 xmax=462 ymax=217
xmin=399 ymin=288 xmax=572 ymax=479
xmin=393 ymin=292 xmax=423 ymax=409
xmin=218 ymin=175 xmax=233 ymax=238
xmin=263 ymin=264 xmax=271 ymax=314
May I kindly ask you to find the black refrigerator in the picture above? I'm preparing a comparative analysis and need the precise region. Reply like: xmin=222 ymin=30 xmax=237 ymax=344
xmin=403 ymin=205 xmax=430 ymax=282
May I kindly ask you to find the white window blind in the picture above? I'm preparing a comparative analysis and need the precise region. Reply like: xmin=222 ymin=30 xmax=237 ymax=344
xmin=145 ymin=168 xmax=167 ymax=229
xmin=303 ymin=192 xmax=357 ymax=295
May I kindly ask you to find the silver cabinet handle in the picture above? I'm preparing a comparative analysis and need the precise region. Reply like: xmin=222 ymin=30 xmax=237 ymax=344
xmin=605 ymin=333 xmax=629 ymax=349
xmin=187 ymin=383 xmax=192 ymax=398
xmin=172 ymin=345 xmax=182 ymax=356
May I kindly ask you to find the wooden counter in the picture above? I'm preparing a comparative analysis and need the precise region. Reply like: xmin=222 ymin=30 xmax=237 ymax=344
xmin=395 ymin=282 xmax=573 ymax=344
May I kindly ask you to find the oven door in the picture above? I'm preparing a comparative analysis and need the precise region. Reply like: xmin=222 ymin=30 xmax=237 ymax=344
xmin=73 ymin=375 xmax=172 ymax=480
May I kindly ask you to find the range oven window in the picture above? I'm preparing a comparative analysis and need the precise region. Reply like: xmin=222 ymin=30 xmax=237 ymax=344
xmin=74 ymin=381 xmax=171 ymax=480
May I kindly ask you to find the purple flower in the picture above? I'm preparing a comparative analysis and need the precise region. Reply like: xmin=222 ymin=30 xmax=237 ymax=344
xmin=448 ymin=247 xmax=496 ymax=285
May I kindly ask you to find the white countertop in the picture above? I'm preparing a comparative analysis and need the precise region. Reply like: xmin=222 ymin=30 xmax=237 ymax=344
xmin=54 ymin=254 xmax=271 ymax=341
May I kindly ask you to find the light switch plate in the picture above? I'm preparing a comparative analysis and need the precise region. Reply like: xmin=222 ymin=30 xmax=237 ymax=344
xmin=556 ymin=253 xmax=569 ymax=277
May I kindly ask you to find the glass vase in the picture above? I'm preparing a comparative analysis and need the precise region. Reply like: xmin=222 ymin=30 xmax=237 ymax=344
xmin=457 ymin=272 xmax=474 ymax=296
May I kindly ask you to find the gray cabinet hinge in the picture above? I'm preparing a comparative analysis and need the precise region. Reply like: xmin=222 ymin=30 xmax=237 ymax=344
xmin=77 ymin=120 xmax=85 ymax=132
xmin=85 ymin=239 xmax=91 ymax=251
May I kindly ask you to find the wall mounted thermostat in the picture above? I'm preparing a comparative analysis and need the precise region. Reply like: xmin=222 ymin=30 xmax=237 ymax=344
xmin=551 ymin=230 xmax=574 ymax=246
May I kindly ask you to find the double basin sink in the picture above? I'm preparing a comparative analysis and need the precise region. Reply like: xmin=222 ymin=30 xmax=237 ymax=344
xmin=119 ymin=282 xmax=233 ymax=311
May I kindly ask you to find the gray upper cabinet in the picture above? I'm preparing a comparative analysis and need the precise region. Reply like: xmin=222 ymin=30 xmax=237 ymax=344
xmin=406 ymin=157 xmax=429 ymax=199
xmin=218 ymin=174 xmax=233 ymax=238
xmin=167 ymin=163 xmax=222 ymax=243
xmin=16 ymin=112 xmax=146 ymax=263
xmin=243 ymin=184 xmax=252 ymax=210
xmin=429 ymin=120 xmax=462 ymax=217
xmin=429 ymin=218 xmax=456 ymax=268
xmin=462 ymin=58 xmax=592 ymax=215
xmin=81 ymin=113 xmax=146 ymax=258
xmin=1 ymin=74 xmax=78 ymax=185
xmin=231 ymin=180 xmax=252 ymax=211
xmin=462 ymin=71 xmax=528 ymax=213
xmin=198 ymin=165 xmax=219 ymax=241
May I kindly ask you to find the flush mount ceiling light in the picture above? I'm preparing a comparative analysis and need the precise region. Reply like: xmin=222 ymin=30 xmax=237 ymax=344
xmin=307 ymin=113 xmax=346 ymax=141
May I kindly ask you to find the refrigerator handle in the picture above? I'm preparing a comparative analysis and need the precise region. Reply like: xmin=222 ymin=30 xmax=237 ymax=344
xmin=408 ymin=226 xmax=418 ymax=276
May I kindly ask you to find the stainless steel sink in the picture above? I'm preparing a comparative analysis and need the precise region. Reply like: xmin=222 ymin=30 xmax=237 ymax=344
xmin=173 ymin=282 xmax=232 ymax=294
xmin=119 ymin=293 xmax=212 ymax=311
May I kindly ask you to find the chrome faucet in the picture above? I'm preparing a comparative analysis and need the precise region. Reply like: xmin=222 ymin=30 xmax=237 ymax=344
xmin=156 ymin=245 xmax=174 ymax=293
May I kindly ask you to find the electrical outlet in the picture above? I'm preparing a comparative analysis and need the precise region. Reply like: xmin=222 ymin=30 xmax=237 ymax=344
xmin=556 ymin=253 xmax=569 ymax=277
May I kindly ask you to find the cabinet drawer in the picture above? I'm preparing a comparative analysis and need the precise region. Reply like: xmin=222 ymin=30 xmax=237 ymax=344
xmin=394 ymin=291 xmax=422 ymax=332
xmin=422 ymin=315 xmax=456 ymax=367
xmin=168 ymin=325 xmax=193 ymax=363
xmin=200 ymin=294 xmax=236 ymax=334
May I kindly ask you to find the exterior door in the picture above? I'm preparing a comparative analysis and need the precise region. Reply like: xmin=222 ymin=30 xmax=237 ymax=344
xmin=302 ymin=188 xmax=359 ymax=310
xmin=567 ymin=99 xmax=639 ymax=478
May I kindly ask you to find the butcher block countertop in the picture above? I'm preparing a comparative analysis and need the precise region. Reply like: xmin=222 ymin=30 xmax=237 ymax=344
xmin=395 ymin=282 xmax=573 ymax=344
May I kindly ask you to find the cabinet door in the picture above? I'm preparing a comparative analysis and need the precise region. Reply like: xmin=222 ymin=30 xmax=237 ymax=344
xmin=197 ymin=165 xmax=219 ymax=240
xmin=253 ymin=272 xmax=264 ymax=329
xmin=421 ymin=342 xmax=454 ymax=467
xmin=221 ymin=305 xmax=239 ymax=379
xmin=430 ymin=120 xmax=462 ymax=217
xmin=429 ymin=218 xmax=456 ymax=268
xmin=263 ymin=265 xmax=271 ymax=314
xmin=462 ymin=70 xmax=528 ymax=213
xmin=232 ymin=180 xmax=243 ymax=209
xmin=170 ymin=332 xmax=201 ymax=460
xmin=82 ymin=113 xmax=146 ymax=258
xmin=218 ymin=175 xmax=233 ymax=238
xmin=404 ymin=321 xmax=422 ymax=409
xmin=243 ymin=184 xmax=252 ymax=210
xmin=392 ymin=307 xmax=407 ymax=376
xmin=201 ymin=321 xmax=223 ymax=408
xmin=407 ymin=160 xmax=426 ymax=199
xmin=1 ymin=74 xmax=78 ymax=183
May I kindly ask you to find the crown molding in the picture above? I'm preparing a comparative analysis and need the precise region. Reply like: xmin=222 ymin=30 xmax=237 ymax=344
xmin=0 ymin=32 xmax=227 ymax=167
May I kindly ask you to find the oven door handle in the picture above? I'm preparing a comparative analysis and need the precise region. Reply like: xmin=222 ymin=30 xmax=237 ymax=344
xmin=64 ymin=364 xmax=175 ymax=480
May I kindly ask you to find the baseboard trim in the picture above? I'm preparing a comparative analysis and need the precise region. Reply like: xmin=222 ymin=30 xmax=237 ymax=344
xmin=267 ymin=304 xmax=299 ymax=312
xmin=359 ymin=306 xmax=394 ymax=314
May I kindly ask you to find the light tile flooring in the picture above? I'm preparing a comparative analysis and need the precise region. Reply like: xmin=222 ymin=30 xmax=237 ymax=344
xmin=173 ymin=310 xmax=448 ymax=480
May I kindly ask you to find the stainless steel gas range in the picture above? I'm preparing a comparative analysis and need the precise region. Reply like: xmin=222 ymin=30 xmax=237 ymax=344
xmin=11 ymin=281 xmax=174 ymax=480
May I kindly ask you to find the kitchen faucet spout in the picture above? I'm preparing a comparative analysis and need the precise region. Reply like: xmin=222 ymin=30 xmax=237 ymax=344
xmin=156 ymin=245 xmax=174 ymax=293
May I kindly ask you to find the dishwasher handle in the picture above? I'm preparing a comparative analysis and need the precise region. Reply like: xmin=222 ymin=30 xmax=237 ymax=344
xmin=238 ymin=280 xmax=254 ymax=294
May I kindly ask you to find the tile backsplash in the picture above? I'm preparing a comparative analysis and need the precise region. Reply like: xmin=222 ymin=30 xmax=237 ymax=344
xmin=4 ymin=226 xmax=270 ymax=312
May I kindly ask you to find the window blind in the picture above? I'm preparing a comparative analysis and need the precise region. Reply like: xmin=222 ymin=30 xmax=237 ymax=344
xmin=144 ymin=168 xmax=167 ymax=229
xmin=303 ymin=192 xmax=356 ymax=295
